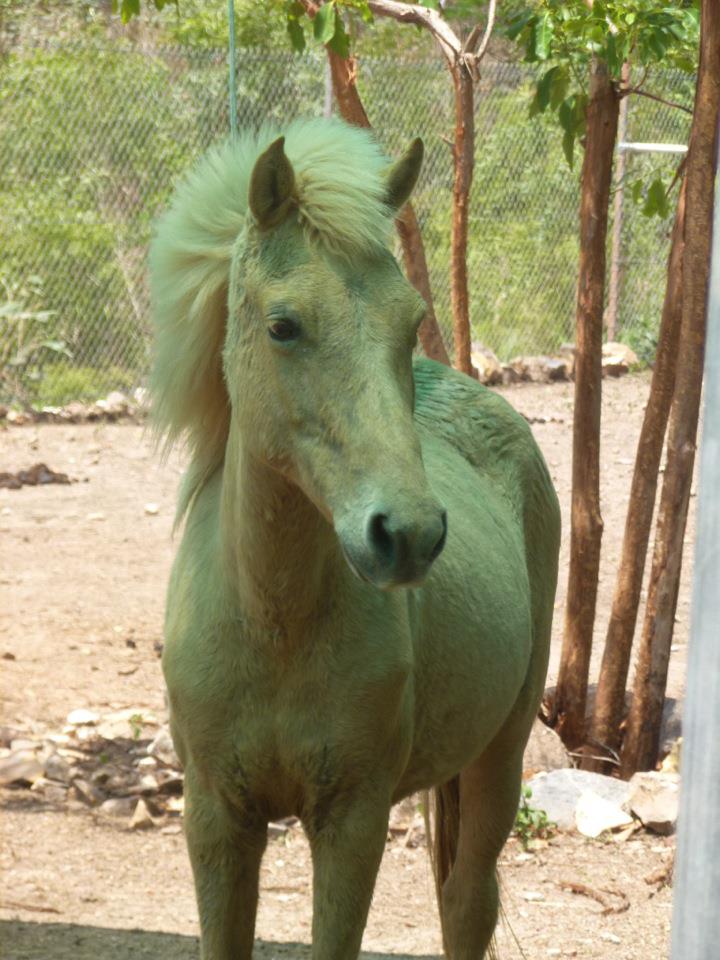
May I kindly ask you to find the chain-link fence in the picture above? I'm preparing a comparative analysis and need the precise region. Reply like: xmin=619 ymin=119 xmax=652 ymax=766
xmin=0 ymin=39 xmax=694 ymax=406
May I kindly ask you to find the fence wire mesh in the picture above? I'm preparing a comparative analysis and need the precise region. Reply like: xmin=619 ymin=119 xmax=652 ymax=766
xmin=0 ymin=40 xmax=694 ymax=406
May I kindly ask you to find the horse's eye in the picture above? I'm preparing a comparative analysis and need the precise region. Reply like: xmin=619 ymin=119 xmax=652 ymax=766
xmin=268 ymin=318 xmax=300 ymax=343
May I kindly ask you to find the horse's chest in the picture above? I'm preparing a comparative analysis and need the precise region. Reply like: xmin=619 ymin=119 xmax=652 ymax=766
xmin=165 ymin=635 xmax=410 ymax=817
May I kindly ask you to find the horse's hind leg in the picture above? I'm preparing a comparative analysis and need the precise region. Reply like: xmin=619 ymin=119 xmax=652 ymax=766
xmin=438 ymin=738 xmax=525 ymax=960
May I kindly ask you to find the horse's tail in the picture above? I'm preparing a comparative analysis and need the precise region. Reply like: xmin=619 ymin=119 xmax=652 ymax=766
xmin=427 ymin=779 xmax=500 ymax=960
xmin=149 ymin=140 xmax=252 ymax=524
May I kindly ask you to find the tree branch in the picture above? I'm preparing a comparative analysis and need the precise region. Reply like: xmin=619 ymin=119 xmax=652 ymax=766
xmin=622 ymin=86 xmax=693 ymax=115
xmin=366 ymin=0 xmax=461 ymax=62
xmin=464 ymin=0 xmax=496 ymax=60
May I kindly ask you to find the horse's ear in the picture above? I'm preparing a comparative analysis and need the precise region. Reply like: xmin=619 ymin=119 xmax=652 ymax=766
xmin=249 ymin=136 xmax=297 ymax=229
xmin=384 ymin=138 xmax=424 ymax=212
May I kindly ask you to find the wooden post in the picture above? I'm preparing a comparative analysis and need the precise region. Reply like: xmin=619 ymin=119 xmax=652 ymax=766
xmin=670 ymin=117 xmax=720 ymax=960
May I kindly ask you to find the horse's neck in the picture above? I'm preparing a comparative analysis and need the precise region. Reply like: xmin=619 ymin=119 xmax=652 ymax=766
xmin=221 ymin=435 xmax=339 ymax=627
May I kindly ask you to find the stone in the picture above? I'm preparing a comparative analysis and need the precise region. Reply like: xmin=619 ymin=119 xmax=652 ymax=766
xmin=44 ymin=752 xmax=73 ymax=784
xmin=130 ymin=798 xmax=154 ymax=830
xmin=602 ymin=341 xmax=638 ymax=377
xmin=525 ymin=769 xmax=631 ymax=831
xmin=501 ymin=363 xmax=522 ymax=386
xmin=66 ymin=708 xmax=99 ymax=726
xmin=661 ymin=738 xmax=682 ymax=774
xmin=30 ymin=777 xmax=68 ymax=803
xmin=155 ymin=768 xmax=184 ymax=794
xmin=144 ymin=502 xmax=160 ymax=516
xmin=95 ymin=708 xmax=159 ymax=741
xmin=523 ymin=719 xmax=571 ymax=777
xmin=9 ymin=738 xmax=40 ymax=752
xmin=128 ymin=773 xmax=159 ymax=795
xmin=137 ymin=756 xmax=157 ymax=770
xmin=100 ymin=797 xmax=138 ymax=818
xmin=628 ymin=771 xmax=680 ymax=835
xmin=72 ymin=778 xmax=105 ymax=806
xmin=545 ymin=357 xmax=571 ymax=382
xmin=575 ymin=789 xmax=633 ymax=838
xmin=471 ymin=345 xmax=503 ymax=386
xmin=0 ymin=726 xmax=23 ymax=748
xmin=148 ymin=729 xmax=180 ymax=768
xmin=0 ymin=750 xmax=44 ymax=786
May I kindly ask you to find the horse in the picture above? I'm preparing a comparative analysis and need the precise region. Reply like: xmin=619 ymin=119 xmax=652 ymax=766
xmin=150 ymin=116 xmax=560 ymax=960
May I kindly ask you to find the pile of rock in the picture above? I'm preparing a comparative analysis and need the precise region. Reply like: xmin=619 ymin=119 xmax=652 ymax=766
xmin=0 ymin=708 xmax=183 ymax=831
xmin=470 ymin=342 xmax=639 ymax=386
xmin=0 ymin=388 xmax=147 ymax=427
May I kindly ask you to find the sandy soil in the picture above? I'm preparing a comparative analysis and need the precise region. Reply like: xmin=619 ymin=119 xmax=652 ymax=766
xmin=0 ymin=374 xmax=692 ymax=959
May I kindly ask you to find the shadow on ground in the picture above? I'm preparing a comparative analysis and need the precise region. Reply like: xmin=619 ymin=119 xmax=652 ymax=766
xmin=1 ymin=921 xmax=442 ymax=960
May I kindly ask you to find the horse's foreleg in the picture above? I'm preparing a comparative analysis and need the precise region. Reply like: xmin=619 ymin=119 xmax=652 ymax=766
xmin=307 ymin=794 xmax=390 ymax=960
xmin=439 ymin=743 xmax=524 ymax=960
xmin=184 ymin=770 xmax=267 ymax=960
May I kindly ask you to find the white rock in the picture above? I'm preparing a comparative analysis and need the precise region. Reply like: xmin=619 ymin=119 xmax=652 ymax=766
xmin=144 ymin=502 xmax=160 ymax=516
xmin=0 ymin=751 xmax=44 ymax=786
xmin=137 ymin=756 xmax=157 ymax=770
xmin=72 ymin=778 xmax=104 ymax=806
xmin=66 ymin=708 xmax=99 ymax=726
xmin=30 ymin=777 xmax=68 ymax=803
xmin=148 ymin=729 xmax=180 ymax=768
xmin=100 ymin=797 xmax=138 ymax=818
xmin=600 ymin=932 xmax=622 ymax=945
xmin=628 ymin=771 xmax=680 ymax=835
xmin=44 ymin=752 xmax=73 ymax=784
xmin=521 ymin=891 xmax=545 ymax=902
xmin=525 ymin=769 xmax=631 ymax=831
xmin=130 ymin=798 xmax=154 ymax=830
xmin=9 ymin=738 xmax=40 ymax=752
xmin=575 ymin=789 xmax=633 ymax=838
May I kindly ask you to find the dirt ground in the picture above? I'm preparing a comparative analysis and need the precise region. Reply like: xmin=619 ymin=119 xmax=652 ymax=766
xmin=0 ymin=373 xmax=692 ymax=959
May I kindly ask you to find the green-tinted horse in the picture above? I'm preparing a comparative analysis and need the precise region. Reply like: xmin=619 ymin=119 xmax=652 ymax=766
xmin=151 ymin=117 xmax=560 ymax=960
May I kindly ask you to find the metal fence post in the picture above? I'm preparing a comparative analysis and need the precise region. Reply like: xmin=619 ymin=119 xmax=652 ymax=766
xmin=670 ymin=145 xmax=720 ymax=960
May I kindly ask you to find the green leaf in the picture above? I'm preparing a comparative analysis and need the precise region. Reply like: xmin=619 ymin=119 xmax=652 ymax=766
xmin=535 ymin=66 xmax=560 ymax=112
xmin=643 ymin=178 xmax=669 ymax=218
xmin=558 ymin=96 xmax=576 ymax=134
xmin=314 ymin=2 xmax=337 ymax=44
xmin=631 ymin=179 xmax=644 ymax=205
xmin=549 ymin=66 xmax=569 ymax=110
xmin=327 ymin=12 xmax=350 ymax=57
xmin=287 ymin=17 xmax=306 ymax=52
xmin=506 ymin=11 xmax=536 ymax=41
xmin=534 ymin=13 xmax=553 ymax=60
xmin=562 ymin=128 xmax=575 ymax=168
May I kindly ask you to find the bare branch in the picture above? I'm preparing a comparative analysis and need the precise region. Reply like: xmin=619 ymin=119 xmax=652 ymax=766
xmin=366 ymin=0 xmax=461 ymax=62
xmin=623 ymin=86 xmax=693 ymax=115
xmin=464 ymin=0 xmax=496 ymax=61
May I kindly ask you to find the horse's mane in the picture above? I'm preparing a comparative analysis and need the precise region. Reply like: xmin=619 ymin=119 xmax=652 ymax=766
xmin=149 ymin=117 xmax=395 ymax=523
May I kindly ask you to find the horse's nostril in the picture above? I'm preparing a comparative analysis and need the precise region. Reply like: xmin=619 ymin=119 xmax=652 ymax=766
xmin=429 ymin=510 xmax=448 ymax=563
xmin=367 ymin=512 xmax=395 ymax=562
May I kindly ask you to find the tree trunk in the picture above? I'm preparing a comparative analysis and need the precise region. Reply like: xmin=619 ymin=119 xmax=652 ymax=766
xmin=620 ymin=5 xmax=720 ymax=777
xmin=552 ymin=60 xmax=620 ymax=749
xmin=326 ymin=50 xmax=449 ymax=365
xmin=583 ymin=178 xmax=686 ymax=773
xmin=450 ymin=64 xmax=475 ymax=376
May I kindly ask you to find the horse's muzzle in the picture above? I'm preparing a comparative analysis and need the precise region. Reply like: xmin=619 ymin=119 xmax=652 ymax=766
xmin=339 ymin=504 xmax=447 ymax=589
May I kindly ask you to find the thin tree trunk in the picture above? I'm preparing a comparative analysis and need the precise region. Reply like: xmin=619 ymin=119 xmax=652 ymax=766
xmin=553 ymin=60 xmax=620 ymax=749
xmin=450 ymin=65 xmax=475 ymax=376
xmin=606 ymin=63 xmax=630 ymax=340
xmin=621 ymin=5 xmax=720 ymax=777
xmin=326 ymin=49 xmax=449 ymax=365
xmin=583 ymin=178 xmax=686 ymax=773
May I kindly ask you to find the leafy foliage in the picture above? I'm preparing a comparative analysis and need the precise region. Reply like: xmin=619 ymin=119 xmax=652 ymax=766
xmin=506 ymin=1 xmax=699 ymax=170
xmin=514 ymin=784 xmax=556 ymax=849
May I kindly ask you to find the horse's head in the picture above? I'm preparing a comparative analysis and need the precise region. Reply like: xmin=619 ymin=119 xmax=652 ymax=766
xmin=225 ymin=134 xmax=446 ymax=589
